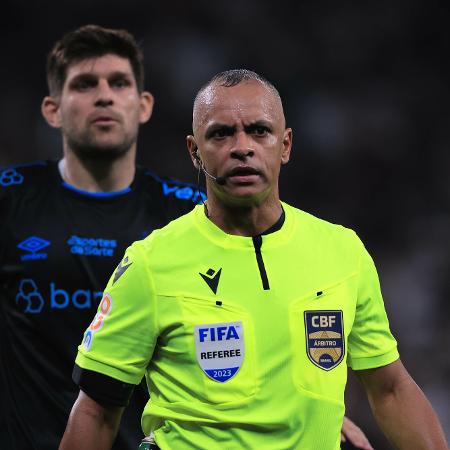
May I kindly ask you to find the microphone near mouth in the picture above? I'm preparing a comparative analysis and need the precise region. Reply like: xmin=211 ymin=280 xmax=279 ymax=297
xmin=194 ymin=148 xmax=227 ymax=185
xmin=201 ymin=165 xmax=226 ymax=185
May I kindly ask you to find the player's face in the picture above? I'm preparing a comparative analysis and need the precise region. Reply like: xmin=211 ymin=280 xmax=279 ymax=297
xmin=189 ymin=80 xmax=292 ymax=205
xmin=54 ymin=54 xmax=152 ymax=160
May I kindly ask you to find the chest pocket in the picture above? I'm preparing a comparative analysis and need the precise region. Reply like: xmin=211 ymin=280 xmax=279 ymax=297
xmin=289 ymin=275 xmax=357 ymax=402
xmin=177 ymin=296 xmax=258 ymax=405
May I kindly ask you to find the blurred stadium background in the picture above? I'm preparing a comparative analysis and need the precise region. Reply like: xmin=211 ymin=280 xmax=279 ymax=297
xmin=1 ymin=1 xmax=449 ymax=447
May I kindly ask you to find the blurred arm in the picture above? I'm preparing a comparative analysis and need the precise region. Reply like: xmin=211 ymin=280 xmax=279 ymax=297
xmin=341 ymin=416 xmax=374 ymax=450
xmin=59 ymin=390 xmax=124 ymax=450
xmin=356 ymin=359 xmax=448 ymax=450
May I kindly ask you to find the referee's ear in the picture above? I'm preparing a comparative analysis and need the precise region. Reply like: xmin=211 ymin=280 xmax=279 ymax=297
xmin=41 ymin=96 xmax=62 ymax=129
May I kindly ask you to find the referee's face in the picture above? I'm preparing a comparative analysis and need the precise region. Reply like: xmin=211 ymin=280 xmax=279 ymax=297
xmin=44 ymin=53 xmax=153 ymax=161
xmin=190 ymin=80 xmax=292 ymax=206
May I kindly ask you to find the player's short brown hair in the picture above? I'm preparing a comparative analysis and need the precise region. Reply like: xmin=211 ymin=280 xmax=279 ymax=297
xmin=46 ymin=24 xmax=145 ymax=95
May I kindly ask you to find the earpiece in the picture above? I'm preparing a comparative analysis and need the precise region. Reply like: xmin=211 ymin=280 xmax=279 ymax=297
xmin=193 ymin=147 xmax=201 ymax=164
xmin=192 ymin=145 xmax=226 ymax=186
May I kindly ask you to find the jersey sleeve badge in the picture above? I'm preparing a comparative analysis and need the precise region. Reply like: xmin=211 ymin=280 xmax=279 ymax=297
xmin=113 ymin=255 xmax=133 ymax=284
xmin=304 ymin=311 xmax=345 ymax=370
xmin=81 ymin=293 xmax=113 ymax=351
xmin=195 ymin=321 xmax=244 ymax=382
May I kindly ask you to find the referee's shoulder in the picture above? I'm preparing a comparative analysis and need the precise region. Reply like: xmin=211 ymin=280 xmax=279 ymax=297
xmin=287 ymin=202 xmax=361 ymax=245
xmin=136 ymin=208 xmax=196 ymax=251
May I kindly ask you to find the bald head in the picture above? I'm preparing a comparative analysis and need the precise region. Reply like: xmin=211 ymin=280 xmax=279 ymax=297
xmin=192 ymin=69 xmax=286 ymax=134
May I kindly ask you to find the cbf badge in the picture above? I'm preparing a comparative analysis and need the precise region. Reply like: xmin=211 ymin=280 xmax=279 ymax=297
xmin=195 ymin=321 xmax=244 ymax=382
xmin=304 ymin=311 xmax=344 ymax=371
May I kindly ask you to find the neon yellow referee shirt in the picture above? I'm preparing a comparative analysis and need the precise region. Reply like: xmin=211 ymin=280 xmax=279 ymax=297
xmin=76 ymin=202 xmax=399 ymax=450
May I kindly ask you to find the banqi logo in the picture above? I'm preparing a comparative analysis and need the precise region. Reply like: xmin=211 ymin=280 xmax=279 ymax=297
xmin=82 ymin=293 xmax=113 ymax=350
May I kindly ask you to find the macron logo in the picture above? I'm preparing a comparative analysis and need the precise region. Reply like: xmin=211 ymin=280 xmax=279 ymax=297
xmin=113 ymin=256 xmax=132 ymax=284
xmin=199 ymin=268 xmax=222 ymax=294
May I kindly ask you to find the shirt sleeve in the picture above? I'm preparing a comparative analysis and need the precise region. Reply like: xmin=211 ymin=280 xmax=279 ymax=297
xmin=75 ymin=239 xmax=158 ymax=385
xmin=347 ymin=235 xmax=399 ymax=370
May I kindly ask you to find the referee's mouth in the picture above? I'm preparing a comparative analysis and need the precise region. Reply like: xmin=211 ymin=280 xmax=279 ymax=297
xmin=225 ymin=166 xmax=262 ymax=184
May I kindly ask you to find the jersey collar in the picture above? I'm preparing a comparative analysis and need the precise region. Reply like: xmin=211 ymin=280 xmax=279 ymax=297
xmin=192 ymin=201 xmax=296 ymax=249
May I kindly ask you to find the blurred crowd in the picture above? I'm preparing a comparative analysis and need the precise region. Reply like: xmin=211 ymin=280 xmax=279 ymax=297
xmin=1 ymin=1 xmax=448 ymax=447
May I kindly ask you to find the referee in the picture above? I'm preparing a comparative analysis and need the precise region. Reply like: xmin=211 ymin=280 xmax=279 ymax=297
xmin=60 ymin=70 xmax=448 ymax=449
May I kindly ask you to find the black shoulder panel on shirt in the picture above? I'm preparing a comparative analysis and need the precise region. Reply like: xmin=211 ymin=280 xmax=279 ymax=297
xmin=141 ymin=168 xmax=206 ymax=205
xmin=0 ymin=161 xmax=55 ymax=252
xmin=0 ymin=161 xmax=51 ymax=190
xmin=73 ymin=364 xmax=135 ymax=407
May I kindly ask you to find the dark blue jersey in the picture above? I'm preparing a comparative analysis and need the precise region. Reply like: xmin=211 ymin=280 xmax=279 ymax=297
xmin=0 ymin=161 xmax=204 ymax=450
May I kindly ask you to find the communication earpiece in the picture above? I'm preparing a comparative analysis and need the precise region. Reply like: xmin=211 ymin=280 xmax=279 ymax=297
xmin=192 ymin=145 xmax=226 ymax=186
xmin=193 ymin=146 xmax=201 ymax=165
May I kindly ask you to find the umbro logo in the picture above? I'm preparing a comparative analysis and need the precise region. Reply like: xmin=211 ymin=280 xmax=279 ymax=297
xmin=113 ymin=256 xmax=132 ymax=284
xmin=17 ymin=236 xmax=50 ymax=261
xmin=199 ymin=268 xmax=222 ymax=294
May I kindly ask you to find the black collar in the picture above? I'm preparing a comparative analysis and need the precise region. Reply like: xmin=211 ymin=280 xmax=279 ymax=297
xmin=260 ymin=208 xmax=285 ymax=235
xmin=203 ymin=204 xmax=286 ymax=236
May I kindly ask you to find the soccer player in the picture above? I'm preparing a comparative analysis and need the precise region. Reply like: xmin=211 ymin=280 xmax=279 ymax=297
xmin=0 ymin=25 xmax=204 ymax=450
xmin=60 ymin=69 xmax=449 ymax=449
